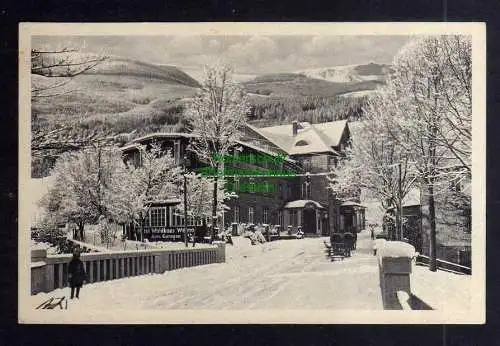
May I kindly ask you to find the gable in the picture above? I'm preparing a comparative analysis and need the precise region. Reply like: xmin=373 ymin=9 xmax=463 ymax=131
xmin=258 ymin=120 xmax=349 ymax=155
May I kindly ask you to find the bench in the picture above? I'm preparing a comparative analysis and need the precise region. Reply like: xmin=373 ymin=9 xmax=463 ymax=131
xmin=324 ymin=240 xmax=347 ymax=261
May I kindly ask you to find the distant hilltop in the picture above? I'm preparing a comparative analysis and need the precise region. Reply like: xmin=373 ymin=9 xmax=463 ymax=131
xmin=34 ymin=53 xmax=200 ymax=88
xmin=297 ymin=62 xmax=392 ymax=84
xmin=242 ymin=62 xmax=390 ymax=98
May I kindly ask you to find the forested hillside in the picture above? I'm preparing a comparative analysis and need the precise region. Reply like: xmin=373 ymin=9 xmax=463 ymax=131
xmin=31 ymin=57 xmax=383 ymax=177
xmin=247 ymin=95 xmax=367 ymax=128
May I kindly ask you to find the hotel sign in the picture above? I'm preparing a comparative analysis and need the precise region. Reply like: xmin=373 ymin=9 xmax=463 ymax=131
xmin=145 ymin=227 xmax=195 ymax=241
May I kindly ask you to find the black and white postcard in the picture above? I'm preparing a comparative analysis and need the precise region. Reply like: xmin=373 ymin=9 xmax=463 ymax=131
xmin=18 ymin=22 xmax=486 ymax=324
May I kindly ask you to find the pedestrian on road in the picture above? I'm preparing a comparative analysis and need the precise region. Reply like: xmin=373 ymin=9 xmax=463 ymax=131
xmin=68 ymin=248 xmax=86 ymax=299
xmin=370 ymin=224 xmax=375 ymax=240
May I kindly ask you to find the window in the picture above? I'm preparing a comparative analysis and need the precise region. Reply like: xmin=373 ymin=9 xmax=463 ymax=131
xmin=328 ymin=156 xmax=337 ymax=169
xmin=295 ymin=140 xmax=309 ymax=146
xmin=234 ymin=177 xmax=240 ymax=191
xmin=302 ymin=158 xmax=312 ymax=171
xmin=248 ymin=207 xmax=255 ymax=224
xmin=263 ymin=208 xmax=269 ymax=224
xmin=234 ymin=206 xmax=240 ymax=223
xmin=278 ymin=210 xmax=283 ymax=226
xmin=302 ymin=181 xmax=310 ymax=199
xmin=174 ymin=141 xmax=180 ymax=165
xmin=291 ymin=210 xmax=298 ymax=226
xmin=150 ymin=207 xmax=167 ymax=227
xmin=263 ymin=181 xmax=269 ymax=193
xmin=173 ymin=211 xmax=182 ymax=226
xmin=248 ymin=177 xmax=255 ymax=193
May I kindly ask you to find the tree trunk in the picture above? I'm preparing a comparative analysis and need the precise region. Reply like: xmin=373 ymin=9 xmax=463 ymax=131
xmin=428 ymin=179 xmax=438 ymax=272
xmin=394 ymin=201 xmax=404 ymax=241
xmin=140 ymin=216 xmax=144 ymax=242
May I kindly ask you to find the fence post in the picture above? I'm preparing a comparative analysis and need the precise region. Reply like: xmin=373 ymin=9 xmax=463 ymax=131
xmin=213 ymin=241 xmax=226 ymax=263
xmin=377 ymin=241 xmax=415 ymax=310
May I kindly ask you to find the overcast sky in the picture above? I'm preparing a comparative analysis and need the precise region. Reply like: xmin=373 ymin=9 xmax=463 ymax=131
xmin=33 ymin=35 xmax=411 ymax=78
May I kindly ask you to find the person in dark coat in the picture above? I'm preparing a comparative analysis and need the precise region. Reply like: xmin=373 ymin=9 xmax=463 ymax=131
xmin=68 ymin=248 xmax=86 ymax=299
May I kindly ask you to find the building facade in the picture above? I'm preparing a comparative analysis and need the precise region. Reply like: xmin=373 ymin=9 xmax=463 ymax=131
xmin=121 ymin=120 xmax=366 ymax=239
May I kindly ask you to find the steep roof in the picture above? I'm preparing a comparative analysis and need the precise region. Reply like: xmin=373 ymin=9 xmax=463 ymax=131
xmin=283 ymin=200 xmax=326 ymax=209
xmin=120 ymin=132 xmax=298 ymax=165
xmin=258 ymin=120 xmax=349 ymax=155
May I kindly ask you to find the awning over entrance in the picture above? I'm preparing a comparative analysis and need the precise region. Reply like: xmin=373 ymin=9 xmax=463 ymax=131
xmin=340 ymin=201 xmax=367 ymax=208
xmin=283 ymin=199 xmax=326 ymax=209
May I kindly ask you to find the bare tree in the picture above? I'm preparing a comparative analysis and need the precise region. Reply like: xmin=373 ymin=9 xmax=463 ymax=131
xmin=31 ymin=48 xmax=107 ymax=98
xmin=31 ymin=47 xmax=110 ymax=177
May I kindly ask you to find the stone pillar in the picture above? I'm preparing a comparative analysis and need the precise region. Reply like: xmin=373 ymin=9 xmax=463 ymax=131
xmin=213 ymin=241 xmax=226 ymax=263
xmin=377 ymin=241 xmax=415 ymax=310
xmin=31 ymin=249 xmax=48 ymax=294
xmin=156 ymin=251 xmax=170 ymax=273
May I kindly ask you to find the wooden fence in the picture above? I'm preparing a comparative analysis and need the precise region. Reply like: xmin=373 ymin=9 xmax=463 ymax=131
xmin=31 ymin=242 xmax=226 ymax=295
xmin=416 ymin=254 xmax=471 ymax=275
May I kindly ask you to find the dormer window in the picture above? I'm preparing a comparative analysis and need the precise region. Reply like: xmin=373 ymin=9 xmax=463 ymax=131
xmin=295 ymin=140 xmax=309 ymax=146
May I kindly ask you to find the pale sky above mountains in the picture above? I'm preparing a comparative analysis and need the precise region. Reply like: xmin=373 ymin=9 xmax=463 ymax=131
xmin=33 ymin=35 xmax=412 ymax=79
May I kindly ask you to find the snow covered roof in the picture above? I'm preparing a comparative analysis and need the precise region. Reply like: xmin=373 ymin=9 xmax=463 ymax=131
xmin=234 ymin=139 xmax=297 ymax=165
xmin=121 ymin=131 xmax=297 ymax=165
xmin=131 ymin=132 xmax=196 ymax=143
xmin=120 ymin=143 xmax=141 ymax=152
xmin=386 ymin=188 xmax=422 ymax=210
xmin=258 ymin=120 xmax=348 ymax=155
xmin=146 ymin=198 xmax=182 ymax=205
xmin=283 ymin=200 xmax=326 ymax=209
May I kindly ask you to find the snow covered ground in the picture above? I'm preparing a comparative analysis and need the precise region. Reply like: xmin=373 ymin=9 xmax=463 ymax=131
xmin=411 ymin=265 xmax=472 ymax=311
xmin=27 ymin=230 xmax=472 ymax=314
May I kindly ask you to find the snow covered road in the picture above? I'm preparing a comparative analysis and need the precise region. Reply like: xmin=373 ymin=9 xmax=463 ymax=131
xmin=30 ymin=231 xmax=384 ymax=310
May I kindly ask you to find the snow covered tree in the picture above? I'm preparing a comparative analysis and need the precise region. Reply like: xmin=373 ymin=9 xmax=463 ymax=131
xmin=110 ymin=142 xmax=182 ymax=241
xmin=39 ymin=145 xmax=124 ymax=241
xmin=177 ymin=173 xmax=236 ymax=246
xmin=328 ymin=113 xmax=417 ymax=240
xmin=184 ymin=63 xmax=250 ymax=237
xmin=361 ymin=35 xmax=472 ymax=271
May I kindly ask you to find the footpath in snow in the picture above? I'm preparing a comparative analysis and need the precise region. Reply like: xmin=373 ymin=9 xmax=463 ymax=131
xmin=28 ymin=230 xmax=472 ymax=312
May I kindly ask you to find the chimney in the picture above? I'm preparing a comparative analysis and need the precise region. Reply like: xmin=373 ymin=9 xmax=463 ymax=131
xmin=292 ymin=121 xmax=298 ymax=136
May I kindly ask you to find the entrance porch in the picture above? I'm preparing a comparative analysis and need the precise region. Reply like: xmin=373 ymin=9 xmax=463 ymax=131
xmin=283 ymin=199 xmax=328 ymax=236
